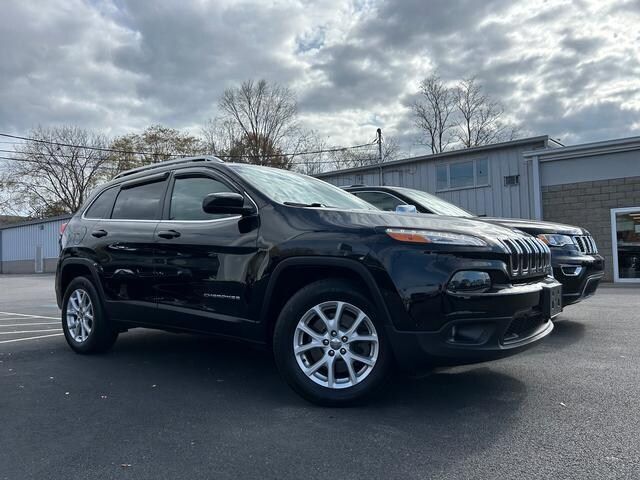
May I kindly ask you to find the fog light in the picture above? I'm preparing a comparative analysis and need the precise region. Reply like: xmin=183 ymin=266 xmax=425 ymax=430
xmin=560 ymin=265 xmax=583 ymax=277
xmin=448 ymin=271 xmax=491 ymax=293
xmin=450 ymin=323 xmax=491 ymax=344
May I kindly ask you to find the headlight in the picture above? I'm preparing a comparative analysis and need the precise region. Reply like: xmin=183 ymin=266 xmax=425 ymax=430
xmin=385 ymin=228 xmax=487 ymax=246
xmin=537 ymin=233 xmax=574 ymax=247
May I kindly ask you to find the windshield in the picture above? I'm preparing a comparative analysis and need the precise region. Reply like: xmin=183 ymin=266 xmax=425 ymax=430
xmin=227 ymin=163 xmax=377 ymax=210
xmin=395 ymin=187 xmax=474 ymax=217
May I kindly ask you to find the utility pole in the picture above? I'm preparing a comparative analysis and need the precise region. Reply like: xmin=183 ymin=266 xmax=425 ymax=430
xmin=377 ymin=128 xmax=384 ymax=185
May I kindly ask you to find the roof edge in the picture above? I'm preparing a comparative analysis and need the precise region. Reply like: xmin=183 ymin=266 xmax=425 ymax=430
xmin=315 ymin=135 xmax=550 ymax=178
xmin=523 ymin=135 xmax=640 ymax=161
xmin=0 ymin=214 xmax=72 ymax=230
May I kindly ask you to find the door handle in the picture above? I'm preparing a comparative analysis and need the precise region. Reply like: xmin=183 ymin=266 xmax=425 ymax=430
xmin=157 ymin=229 xmax=181 ymax=239
xmin=91 ymin=229 xmax=108 ymax=238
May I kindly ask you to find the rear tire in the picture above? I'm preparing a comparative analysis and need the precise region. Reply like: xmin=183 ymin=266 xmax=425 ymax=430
xmin=273 ymin=279 xmax=391 ymax=406
xmin=61 ymin=276 xmax=118 ymax=354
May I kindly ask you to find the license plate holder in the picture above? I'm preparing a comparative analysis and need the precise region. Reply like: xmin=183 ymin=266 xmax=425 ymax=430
xmin=542 ymin=284 xmax=563 ymax=318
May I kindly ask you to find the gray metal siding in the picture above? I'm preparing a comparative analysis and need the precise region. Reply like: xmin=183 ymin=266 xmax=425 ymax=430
xmin=540 ymin=149 xmax=640 ymax=186
xmin=322 ymin=142 xmax=545 ymax=219
xmin=1 ymin=218 xmax=66 ymax=262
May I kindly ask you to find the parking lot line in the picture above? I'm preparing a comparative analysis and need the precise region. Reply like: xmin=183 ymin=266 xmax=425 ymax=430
xmin=0 ymin=317 xmax=49 ymax=322
xmin=0 ymin=311 xmax=59 ymax=320
xmin=0 ymin=329 xmax=62 ymax=335
xmin=0 ymin=322 xmax=60 ymax=327
xmin=0 ymin=333 xmax=64 ymax=344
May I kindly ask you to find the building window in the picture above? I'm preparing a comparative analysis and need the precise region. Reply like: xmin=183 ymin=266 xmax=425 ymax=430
xmin=436 ymin=158 xmax=489 ymax=191
xmin=504 ymin=174 xmax=520 ymax=186
xmin=611 ymin=207 xmax=640 ymax=283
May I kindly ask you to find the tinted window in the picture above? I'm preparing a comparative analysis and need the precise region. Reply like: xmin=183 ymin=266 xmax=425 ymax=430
xmin=353 ymin=191 xmax=405 ymax=212
xmin=394 ymin=187 xmax=473 ymax=217
xmin=449 ymin=161 xmax=474 ymax=188
xmin=170 ymin=176 xmax=235 ymax=220
xmin=111 ymin=180 xmax=166 ymax=220
xmin=84 ymin=187 xmax=118 ymax=219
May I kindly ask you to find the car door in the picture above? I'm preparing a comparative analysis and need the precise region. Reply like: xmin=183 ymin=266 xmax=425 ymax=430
xmin=91 ymin=173 xmax=168 ymax=323
xmin=153 ymin=168 xmax=260 ymax=335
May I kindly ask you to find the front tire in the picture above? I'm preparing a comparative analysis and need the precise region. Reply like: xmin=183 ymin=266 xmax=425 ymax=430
xmin=61 ymin=276 xmax=118 ymax=354
xmin=273 ymin=279 xmax=391 ymax=406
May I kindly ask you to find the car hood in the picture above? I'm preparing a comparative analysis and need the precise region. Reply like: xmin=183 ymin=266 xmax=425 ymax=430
xmin=309 ymin=208 xmax=526 ymax=242
xmin=480 ymin=217 xmax=586 ymax=236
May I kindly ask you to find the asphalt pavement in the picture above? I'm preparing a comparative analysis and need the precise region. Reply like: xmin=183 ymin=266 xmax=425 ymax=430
xmin=1 ymin=274 xmax=638 ymax=480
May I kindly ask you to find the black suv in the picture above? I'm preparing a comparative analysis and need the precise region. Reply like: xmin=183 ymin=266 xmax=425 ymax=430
xmin=345 ymin=185 xmax=604 ymax=307
xmin=56 ymin=157 xmax=561 ymax=405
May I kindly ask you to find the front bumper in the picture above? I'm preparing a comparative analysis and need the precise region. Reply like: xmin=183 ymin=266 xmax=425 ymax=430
xmin=386 ymin=279 xmax=559 ymax=370
xmin=551 ymin=253 xmax=604 ymax=306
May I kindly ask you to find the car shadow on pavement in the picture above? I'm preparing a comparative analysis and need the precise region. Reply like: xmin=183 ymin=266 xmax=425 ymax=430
xmin=105 ymin=329 xmax=527 ymax=414
xmin=545 ymin=318 xmax=586 ymax=349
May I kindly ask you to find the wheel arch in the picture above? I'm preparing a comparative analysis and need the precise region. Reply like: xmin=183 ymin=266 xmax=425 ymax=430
xmin=57 ymin=258 xmax=105 ymax=309
xmin=260 ymin=257 xmax=392 ymax=343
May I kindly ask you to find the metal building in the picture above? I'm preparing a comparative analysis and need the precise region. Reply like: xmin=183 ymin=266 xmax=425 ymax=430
xmin=0 ymin=215 xmax=71 ymax=274
xmin=317 ymin=136 xmax=562 ymax=218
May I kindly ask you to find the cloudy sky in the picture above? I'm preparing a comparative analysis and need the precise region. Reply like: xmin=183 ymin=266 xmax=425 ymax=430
xmin=1 ymin=0 xmax=639 ymax=155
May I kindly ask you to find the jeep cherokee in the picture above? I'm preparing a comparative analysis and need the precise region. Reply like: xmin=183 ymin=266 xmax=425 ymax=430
xmin=56 ymin=156 xmax=560 ymax=405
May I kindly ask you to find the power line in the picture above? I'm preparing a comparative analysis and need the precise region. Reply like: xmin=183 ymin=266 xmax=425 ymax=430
xmin=0 ymin=133 xmax=180 ymax=157
xmin=0 ymin=152 xmax=379 ymax=167
xmin=0 ymin=132 xmax=376 ymax=160
xmin=215 ymin=141 xmax=375 ymax=159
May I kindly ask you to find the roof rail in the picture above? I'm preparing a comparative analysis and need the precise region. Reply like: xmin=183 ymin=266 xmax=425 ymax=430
xmin=114 ymin=156 xmax=224 ymax=179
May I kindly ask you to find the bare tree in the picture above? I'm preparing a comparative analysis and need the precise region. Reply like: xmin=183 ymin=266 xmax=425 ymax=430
xmin=381 ymin=135 xmax=401 ymax=162
xmin=0 ymin=126 xmax=110 ymax=217
xmin=290 ymin=132 xmax=329 ymax=176
xmin=454 ymin=77 xmax=519 ymax=147
xmin=412 ymin=74 xmax=455 ymax=154
xmin=329 ymin=146 xmax=377 ymax=170
xmin=326 ymin=133 xmax=401 ymax=171
xmin=218 ymin=79 xmax=303 ymax=168
xmin=200 ymin=117 xmax=240 ymax=156
xmin=106 ymin=124 xmax=204 ymax=175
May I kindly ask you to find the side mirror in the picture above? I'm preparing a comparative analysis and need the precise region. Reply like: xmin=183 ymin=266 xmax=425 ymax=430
xmin=202 ymin=192 xmax=252 ymax=215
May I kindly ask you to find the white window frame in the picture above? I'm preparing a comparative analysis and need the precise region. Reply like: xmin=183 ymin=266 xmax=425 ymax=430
xmin=436 ymin=158 xmax=490 ymax=192
xmin=610 ymin=206 xmax=640 ymax=283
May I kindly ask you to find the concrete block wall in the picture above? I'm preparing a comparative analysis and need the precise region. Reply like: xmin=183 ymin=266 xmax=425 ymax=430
xmin=542 ymin=176 xmax=640 ymax=281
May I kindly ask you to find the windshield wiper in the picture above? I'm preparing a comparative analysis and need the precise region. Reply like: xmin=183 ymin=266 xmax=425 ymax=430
xmin=283 ymin=202 xmax=330 ymax=208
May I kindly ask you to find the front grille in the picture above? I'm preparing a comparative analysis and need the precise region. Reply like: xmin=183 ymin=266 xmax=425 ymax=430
xmin=573 ymin=235 xmax=598 ymax=254
xmin=498 ymin=236 xmax=551 ymax=278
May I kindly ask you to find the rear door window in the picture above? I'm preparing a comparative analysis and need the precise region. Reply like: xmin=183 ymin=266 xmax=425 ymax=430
xmin=84 ymin=187 xmax=118 ymax=219
xmin=111 ymin=180 xmax=167 ymax=220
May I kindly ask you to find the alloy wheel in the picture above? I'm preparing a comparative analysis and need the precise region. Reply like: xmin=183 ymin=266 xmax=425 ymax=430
xmin=66 ymin=288 xmax=94 ymax=343
xmin=293 ymin=301 xmax=379 ymax=389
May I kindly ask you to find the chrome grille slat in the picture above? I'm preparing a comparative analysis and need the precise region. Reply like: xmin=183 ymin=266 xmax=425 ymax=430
xmin=573 ymin=235 xmax=598 ymax=254
xmin=526 ymin=237 xmax=541 ymax=272
xmin=500 ymin=236 xmax=551 ymax=278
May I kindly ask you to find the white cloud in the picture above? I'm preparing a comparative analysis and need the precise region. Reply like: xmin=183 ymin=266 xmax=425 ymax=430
xmin=0 ymin=0 xmax=638 ymax=151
